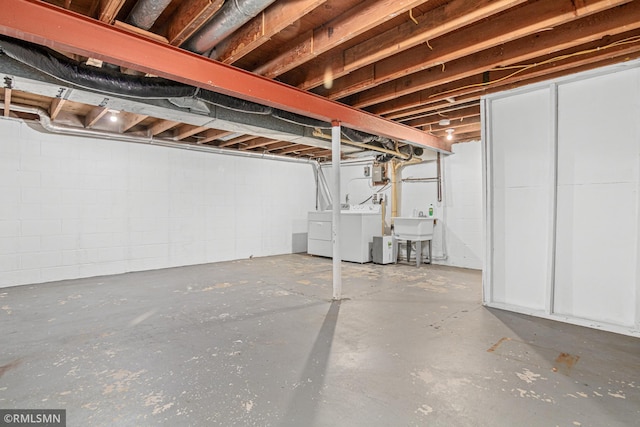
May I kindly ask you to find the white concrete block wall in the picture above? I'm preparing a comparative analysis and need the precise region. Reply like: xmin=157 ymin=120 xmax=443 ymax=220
xmin=0 ymin=119 xmax=316 ymax=287
xmin=440 ymin=142 xmax=483 ymax=269
xmin=400 ymin=144 xmax=483 ymax=270
xmin=400 ymin=162 xmax=436 ymax=213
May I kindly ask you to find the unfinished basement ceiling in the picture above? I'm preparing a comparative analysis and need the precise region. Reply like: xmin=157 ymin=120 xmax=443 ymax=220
xmin=1 ymin=0 xmax=639 ymax=160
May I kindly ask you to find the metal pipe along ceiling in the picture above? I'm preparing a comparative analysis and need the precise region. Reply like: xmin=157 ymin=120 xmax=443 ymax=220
xmin=126 ymin=0 xmax=173 ymax=31
xmin=184 ymin=0 xmax=277 ymax=55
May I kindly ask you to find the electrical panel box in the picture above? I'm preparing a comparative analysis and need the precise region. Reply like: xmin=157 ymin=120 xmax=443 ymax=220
xmin=372 ymin=163 xmax=386 ymax=185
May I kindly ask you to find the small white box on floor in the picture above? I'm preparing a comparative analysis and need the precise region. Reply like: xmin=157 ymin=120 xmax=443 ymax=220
xmin=372 ymin=236 xmax=395 ymax=265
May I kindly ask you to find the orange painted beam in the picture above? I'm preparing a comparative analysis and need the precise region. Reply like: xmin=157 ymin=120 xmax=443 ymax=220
xmin=0 ymin=0 xmax=449 ymax=152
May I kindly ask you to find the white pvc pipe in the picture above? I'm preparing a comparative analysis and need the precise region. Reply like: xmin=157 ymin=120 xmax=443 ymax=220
xmin=331 ymin=120 xmax=342 ymax=300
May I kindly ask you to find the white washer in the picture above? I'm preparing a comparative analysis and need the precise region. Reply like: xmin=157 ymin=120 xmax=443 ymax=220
xmin=307 ymin=205 xmax=381 ymax=263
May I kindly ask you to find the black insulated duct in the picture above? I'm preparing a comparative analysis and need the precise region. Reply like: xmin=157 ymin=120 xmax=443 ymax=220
xmin=0 ymin=36 xmax=191 ymax=99
xmin=0 ymin=35 xmax=410 ymax=158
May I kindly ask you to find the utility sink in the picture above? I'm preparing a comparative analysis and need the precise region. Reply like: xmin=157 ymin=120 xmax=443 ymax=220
xmin=393 ymin=217 xmax=435 ymax=240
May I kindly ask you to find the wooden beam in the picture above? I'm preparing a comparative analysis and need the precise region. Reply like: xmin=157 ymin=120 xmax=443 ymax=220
xmin=383 ymin=90 xmax=478 ymax=119
xmin=289 ymin=0 xmax=526 ymax=90
xmin=446 ymin=129 xmax=482 ymax=143
xmin=262 ymin=141 xmax=293 ymax=151
xmin=239 ymin=137 xmax=278 ymax=150
xmin=173 ymin=124 xmax=208 ymax=140
xmin=216 ymin=0 xmax=327 ymax=64
xmin=98 ymin=0 xmax=125 ymax=24
xmin=429 ymin=37 xmax=640 ymax=112
xmin=273 ymin=144 xmax=318 ymax=155
xmin=167 ymin=0 xmax=225 ymax=46
xmin=318 ymin=0 xmax=631 ymax=100
xmin=148 ymin=119 xmax=179 ymax=136
xmin=429 ymin=121 xmax=481 ymax=136
xmin=3 ymin=88 xmax=11 ymax=117
xmin=198 ymin=129 xmax=232 ymax=144
xmin=307 ymin=149 xmax=332 ymax=159
xmin=217 ymin=134 xmax=255 ymax=148
xmin=84 ymin=106 xmax=108 ymax=128
xmin=401 ymin=104 xmax=480 ymax=127
xmin=119 ymin=112 xmax=149 ymax=132
xmin=253 ymin=0 xmax=431 ymax=78
xmin=0 ymin=0 xmax=447 ymax=152
xmin=49 ymin=97 xmax=66 ymax=121
xmin=376 ymin=29 xmax=640 ymax=118
xmin=113 ymin=20 xmax=169 ymax=43
xmin=383 ymin=40 xmax=640 ymax=127
xmin=351 ymin=2 xmax=640 ymax=109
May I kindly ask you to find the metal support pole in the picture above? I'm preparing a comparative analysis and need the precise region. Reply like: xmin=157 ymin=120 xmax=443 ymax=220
xmin=331 ymin=120 xmax=342 ymax=300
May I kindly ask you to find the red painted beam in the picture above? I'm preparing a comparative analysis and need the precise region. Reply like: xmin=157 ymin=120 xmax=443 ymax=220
xmin=0 ymin=0 xmax=449 ymax=152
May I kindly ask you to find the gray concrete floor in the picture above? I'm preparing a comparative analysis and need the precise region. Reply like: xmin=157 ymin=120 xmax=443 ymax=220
xmin=1 ymin=254 xmax=639 ymax=426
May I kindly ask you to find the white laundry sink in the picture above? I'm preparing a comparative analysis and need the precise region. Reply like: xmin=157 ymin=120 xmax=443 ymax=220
xmin=393 ymin=217 xmax=434 ymax=240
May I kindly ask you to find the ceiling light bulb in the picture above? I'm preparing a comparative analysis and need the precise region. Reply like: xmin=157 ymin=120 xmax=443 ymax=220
xmin=108 ymin=110 xmax=119 ymax=122
xmin=323 ymin=66 xmax=334 ymax=89
xmin=445 ymin=128 xmax=454 ymax=141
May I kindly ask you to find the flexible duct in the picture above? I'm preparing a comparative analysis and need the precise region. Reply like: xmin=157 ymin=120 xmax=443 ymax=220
xmin=0 ymin=35 xmax=407 ymax=158
xmin=184 ymin=0 xmax=277 ymax=56
xmin=312 ymin=129 xmax=410 ymax=160
xmin=272 ymin=109 xmax=332 ymax=130
xmin=342 ymin=127 xmax=394 ymax=149
xmin=199 ymin=90 xmax=271 ymax=114
xmin=126 ymin=0 xmax=172 ymax=31
xmin=0 ymin=35 xmax=272 ymax=115
xmin=0 ymin=36 xmax=191 ymax=98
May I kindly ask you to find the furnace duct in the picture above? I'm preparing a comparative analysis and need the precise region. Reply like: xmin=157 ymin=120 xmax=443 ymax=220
xmin=0 ymin=35 xmax=406 ymax=158
xmin=126 ymin=0 xmax=173 ymax=30
xmin=183 ymin=0 xmax=278 ymax=57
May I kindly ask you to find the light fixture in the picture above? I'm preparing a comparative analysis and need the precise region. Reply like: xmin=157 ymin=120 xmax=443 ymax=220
xmin=108 ymin=109 xmax=119 ymax=122
xmin=323 ymin=66 xmax=334 ymax=89
xmin=445 ymin=128 xmax=454 ymax=141
xmin=438 ymin=118 xmax=450 ymax=126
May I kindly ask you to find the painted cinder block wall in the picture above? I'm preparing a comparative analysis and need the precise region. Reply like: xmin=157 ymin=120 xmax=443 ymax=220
xmin=0 ymin=119 xmax=316 ymax=287
xmin=401 ymin=143 xmax=483 ymax=270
